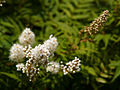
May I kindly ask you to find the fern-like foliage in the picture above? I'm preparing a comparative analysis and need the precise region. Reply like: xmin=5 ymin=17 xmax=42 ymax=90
xmin=0 ymin=0 xmax=120 ymax=90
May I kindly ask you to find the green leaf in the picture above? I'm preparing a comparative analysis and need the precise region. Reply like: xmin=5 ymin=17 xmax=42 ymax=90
xmin=112 ymin=66 xmax=120 ymax=82
xmin=85 ymin=66 xmax=97 ymax=76
xmin=96 ymin=77 xmax=107 ymax=83
xmin=109 ymin=61 xmax=120 ymax=67
xmin=94 ymin=34 xmax=111 ymax=49
xmin=100 ymin=73 xmax=109 ymax=78
xmin=0 ymin=72 xmax=21 ymax=82
xmin=102 ymin=34 xmax=111 ymax=49
xmin=0 ymin=21 xmax=14 ymax=28
xmin=100 ymin=63 xmax=105 ymax=72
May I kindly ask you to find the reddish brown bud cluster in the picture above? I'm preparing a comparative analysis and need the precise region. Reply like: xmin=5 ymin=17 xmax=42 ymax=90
xmin=80 ymin=10 xmax=110 ymax=35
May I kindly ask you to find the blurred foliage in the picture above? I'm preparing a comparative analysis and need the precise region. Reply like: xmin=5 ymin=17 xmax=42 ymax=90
xmin=0 ymin=0 xmax=120 ymax=90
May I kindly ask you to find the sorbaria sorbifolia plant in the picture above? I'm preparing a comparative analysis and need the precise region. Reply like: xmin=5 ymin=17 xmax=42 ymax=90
xmin=9 ymin=10 xmax=110 ymax=82
xmin=9 ymin=28 xmax=81 ymax=81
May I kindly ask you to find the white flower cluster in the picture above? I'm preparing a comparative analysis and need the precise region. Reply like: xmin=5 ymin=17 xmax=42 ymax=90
xmin=19 ymin=28 xmax=35 ymax=45
xmin=9 ymin=44 xmax=25 ymax=62
xmin=29 ymin=44 xmax=50 ymax=65
xmin=22 ymin=35 xmax=58 ymax=81
xmin=16 ymin=62 xmax=39 ymax=81
xmin=61 ymin=57 xmax=81 ymax=75
xmin=9 ymin=28 xmax=59 ymax=81
xmin=16 ymin=61 xmax=40 ymax=81
xmin=9 ymin=28 xmax=35 ymax=62
xmin=44 ymin=35 xmax=58 ymax=54
xmin=9 ymin=27 xmax=81 ymax=81
xmin=46 ymin=61 xmax=60 ymax=74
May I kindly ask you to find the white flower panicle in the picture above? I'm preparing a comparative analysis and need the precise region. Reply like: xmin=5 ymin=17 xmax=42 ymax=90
xmin=9 ymin=27 xmax=81 ymax=81
xmin=46 ymin=61 xmax=60 ymax=74
xmin=29 ymin=44 xmax=50 ymax=65
xmin=16 ymin=63 xmax=24 ymax=71
xmin=44 ymin=35 xmax=58 ymax=54
xmin=61 ymin=57 xmax=81 ymax=75
xmin=19 ymin=28 xmax=35 ymax=45
xmin=16 ymin=60 xmax=40 ymax=81
xmin=22 ymin=62 xmax=40 ymax=82
xmin=9 ymin=44 xmax=25 ymax=62
xmin=18 ymin=35 xmax=58 ymax=81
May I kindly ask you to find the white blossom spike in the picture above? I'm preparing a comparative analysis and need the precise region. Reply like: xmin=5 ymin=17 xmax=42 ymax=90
xmin=9 ymin=44 xmax=25 ymax=62
xmin=19 ymin=28 xmax=35 ymax=45
xmin=44 ymin=35 xmax=58 ymax=54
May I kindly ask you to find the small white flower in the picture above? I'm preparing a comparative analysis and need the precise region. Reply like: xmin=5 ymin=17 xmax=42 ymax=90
xmin=19 ymin=28 xmax=35 ymax=45
xmin=9 ymin=44 xmax=25 ymax=62
xmin=46 ymin=61 xmax=60 ymax=74
xmin=16 ymin=63 xmax=24 ymax=71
